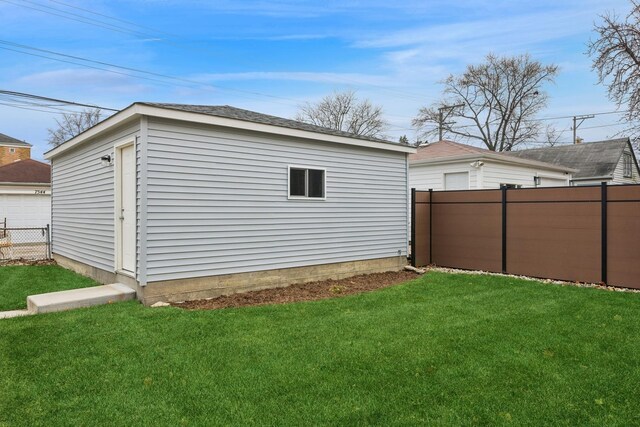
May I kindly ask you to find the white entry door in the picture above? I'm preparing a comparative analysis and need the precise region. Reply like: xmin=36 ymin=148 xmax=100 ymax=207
xmin=118 ymin=144 xmax=136 ymax=273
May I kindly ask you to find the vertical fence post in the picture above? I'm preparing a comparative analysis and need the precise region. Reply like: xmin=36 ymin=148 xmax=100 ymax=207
xmin=501 ymin=185 xmax=507 ymax=274
xmin=601 ymin=182 xmax=608 ymax=284
xmin=46 ymin=224 xmax=51 ymax=259
xmin=429 ymin=188 xmax=433 ymax=265
xmin=411 ymin=188 xmax=416 ymax=267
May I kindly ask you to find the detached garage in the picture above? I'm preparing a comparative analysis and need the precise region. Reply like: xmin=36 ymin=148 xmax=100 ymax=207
xmin=410 ymin=140 xmax=575 ymax=191
xmin=45 ymin=103 xmax=415 ymax=304
xmin=0 ymin=159 xmax=51 ymax=229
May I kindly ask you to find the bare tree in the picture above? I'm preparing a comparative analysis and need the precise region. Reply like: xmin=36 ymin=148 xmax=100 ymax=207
xmin=295 ymin=90 xmax=388 ymax=138
xmin=588 ymin=1 xmax=640 ymax=146
xmin=47 ymin=108 xmax=103 ymax=146
xmin=543 ymin=124 xmax=564 ymax=147
xmin=413 ymin=54 xmax=558 ymax=151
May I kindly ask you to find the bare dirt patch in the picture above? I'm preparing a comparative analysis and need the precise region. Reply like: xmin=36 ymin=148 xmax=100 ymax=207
xmin=173 ymin=270 xmax=421 ymax=310
xmin=0 ymin=258 xmax=56 ymax=266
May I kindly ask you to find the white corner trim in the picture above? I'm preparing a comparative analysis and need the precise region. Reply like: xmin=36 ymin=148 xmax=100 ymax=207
xmin=138 ymin=117 xmax=149 ymax=286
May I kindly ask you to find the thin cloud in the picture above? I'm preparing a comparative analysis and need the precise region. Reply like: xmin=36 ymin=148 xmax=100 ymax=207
xmin=192 ymin=71 xmax=401 ymax=87
xmin=354 ymin=9 xmax=597 ymax=50
xmin=16 ymin=68 xmax=151 ymax=94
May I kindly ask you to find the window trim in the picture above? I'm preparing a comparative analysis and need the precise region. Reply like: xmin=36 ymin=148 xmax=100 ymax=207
xmin=623 ymin=153 xmax=633 ymax=178
xmin=9 ymin=148 xmax=15 ymax=153
xmin=287 ymin=165 xmax=326 ymax=200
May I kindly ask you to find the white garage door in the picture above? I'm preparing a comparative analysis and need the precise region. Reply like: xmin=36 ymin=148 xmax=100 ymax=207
xmin=0 ymin=194 xmax=51 ymax=228
xmin=444 ymin=172 xmax=469 ymax=190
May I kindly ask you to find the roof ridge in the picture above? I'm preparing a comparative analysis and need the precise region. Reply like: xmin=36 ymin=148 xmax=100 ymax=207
xmin=513 ymin=138 xmax=629 ymax=153
xmin=438 ymin=140 xmax=489 ymax=152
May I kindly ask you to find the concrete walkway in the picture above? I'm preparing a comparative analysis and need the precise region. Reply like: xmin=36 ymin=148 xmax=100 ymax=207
xmin=0 ymin=309 xmax=32 ymax=320
xmin=0 ymin=284 xmax=136 ymax=319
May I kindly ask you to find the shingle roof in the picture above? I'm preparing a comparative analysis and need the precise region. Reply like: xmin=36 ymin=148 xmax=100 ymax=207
xmin=409 ymin=140 xmax=488 ymax=161
xmin=506 ymin=138 xmax=631 ymax=179
xmin=0 ymin=132 xmax=31 ymax=147
xmin=0 ymin=159 xmax=50 ymax=184
xmin=140 ymin=103 xmax=401 ymax=146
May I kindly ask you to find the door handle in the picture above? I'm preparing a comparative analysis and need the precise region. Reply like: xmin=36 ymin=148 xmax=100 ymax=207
xmin=119 ymin=208 xmax=125 ymax=221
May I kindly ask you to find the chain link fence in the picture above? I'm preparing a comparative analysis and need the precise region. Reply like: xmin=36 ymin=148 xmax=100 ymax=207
xmin=0 ymin=225 xmax=51 ymax=263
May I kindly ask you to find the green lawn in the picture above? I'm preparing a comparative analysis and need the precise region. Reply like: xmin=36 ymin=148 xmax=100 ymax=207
xmin=2 ymin=271 xmax=640 ymax=425
xmin=0 ymin=265 xmax=99 ymax=311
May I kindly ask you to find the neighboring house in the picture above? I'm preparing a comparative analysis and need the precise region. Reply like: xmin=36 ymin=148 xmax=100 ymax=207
xmin=507 ymin=138 xmax=640 ymax=186
xmin=409 ymin=140 xmax=575 ymax=191
xmin=44 ymin=103 xmax=415 ymax=304
xmin=0 ymin=132 xmax=32 ymax=166
xmin=0 ymin=157 xmax=51 ymax=229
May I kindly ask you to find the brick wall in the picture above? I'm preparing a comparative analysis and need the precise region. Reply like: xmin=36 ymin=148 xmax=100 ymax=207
xmin=0 ymin=146 xmax=30 ymax=166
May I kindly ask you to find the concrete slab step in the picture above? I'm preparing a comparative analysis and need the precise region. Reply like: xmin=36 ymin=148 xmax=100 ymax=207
xmin=27 ymin=284 xmax=136 ymax=314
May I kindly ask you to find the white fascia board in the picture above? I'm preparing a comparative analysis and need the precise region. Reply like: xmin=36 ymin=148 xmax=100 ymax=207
xmin=0 ymin=184 xmax=50 ymax=195
xmin=0 ymin=182 xmax=50 ymax=186
xmin=0 ymin=143 xmax=32 ymax=148
xmin=44 ymin=104 xmax=143 ymax=159
xmin=410 ymin=153 xmax=577 ymax=174
xmin=45 ymin=103 xmax=416 ymax=159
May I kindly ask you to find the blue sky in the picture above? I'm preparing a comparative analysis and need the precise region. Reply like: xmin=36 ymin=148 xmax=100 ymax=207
xmin=0 ymin=0 xmax=632 ymax=159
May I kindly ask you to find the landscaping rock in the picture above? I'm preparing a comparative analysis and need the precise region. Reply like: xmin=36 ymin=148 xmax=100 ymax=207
xmin=151 ymin=301 xmax=171 ymax=308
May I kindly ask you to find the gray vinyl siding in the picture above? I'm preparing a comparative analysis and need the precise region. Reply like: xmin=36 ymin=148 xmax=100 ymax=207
xmin=481 ymin=162 xmax=570 ymax=188
xmin=51 ymin=123 xmax=139 ymax=272
xmin=145 ymin=118 xmax=408 ymax=282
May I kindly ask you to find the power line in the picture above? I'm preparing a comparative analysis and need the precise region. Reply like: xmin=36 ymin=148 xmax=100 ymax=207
xmin=0 ymin=89 xmax=119 ymax=111
xmin=580 ymin=122 xmax=625 ymax=131
xmin=525 ymin=109 xmax=628 ymax=122
xmin=0 ymin=101 xmax=68 ymax=114
xmin=2 ymin=1 xmax=434 ymax=104
xmin=0 ymin=99 xmax=79 ymax=113
xmin=0 ymin=45 xmax=185 ymax=91
xmin=0 ymin=0 xmax=156 ymax=38
xmin=46 ymin=0 xmax=175 ymax=37
xmin=0 ymin=39 xmax=302 ymax=106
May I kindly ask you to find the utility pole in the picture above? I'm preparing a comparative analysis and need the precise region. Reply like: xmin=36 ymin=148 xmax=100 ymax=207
xmin=438 ymin=104 xmax=464 ymax=141
xmin=572 ymin=114 xmax=595 ymax=144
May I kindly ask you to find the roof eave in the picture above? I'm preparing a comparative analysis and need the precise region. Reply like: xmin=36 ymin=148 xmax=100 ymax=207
xmin=45 ymin=103 xmax=416 ymax=159
xmin=410 ymin=152 xmax=577 ymax=173
xmin=0 ymin=142 xmax=32 ymax=148
xmin=571 ymin=175 xmax=613 ymax=181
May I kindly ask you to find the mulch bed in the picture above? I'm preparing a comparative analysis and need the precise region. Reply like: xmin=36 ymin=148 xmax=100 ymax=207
xmin=172 ymin=270 xmax=422 ymax=310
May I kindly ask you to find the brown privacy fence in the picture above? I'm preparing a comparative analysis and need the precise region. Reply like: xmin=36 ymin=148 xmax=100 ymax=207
xmin=411 ymin=184 xmax=640 ymax=289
